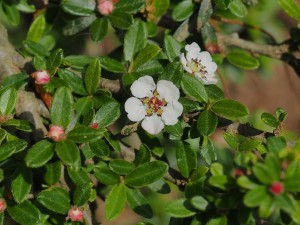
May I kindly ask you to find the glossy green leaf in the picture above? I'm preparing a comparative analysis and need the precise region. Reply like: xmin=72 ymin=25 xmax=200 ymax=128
xmin=163 ymin=35 xmax=182 ymax=62
xmin=136 ymin=60 xmax=163 ymax=75
xmin=211 ymin=99 xmax=249 ymax=120
xmin=205 ymin=85 xmax=225 ymax=102
xmin=108 ymin=12 xmax=133 ymax=29
xmin=237 ymin=176 xmax=259 ymax=190
xmin=50 ymin=87 xmax=73 ymax=128
xmin=67 ymin=124 xmax=105 ymax=143
xmin=114 ymin=0 xmax=146 ymax=13
xmin=23 ymin=40 xmax=49 ymax=57
xmin=176 ymin=142 xmax=197 ymax=178
xmin=57 ymin=69 xmax=87 ymax=95
xmin=55 ymin=140 xmax=80 ymax=166
xmin=130 ymin=44 xmax=161 ymax=72
xmin=223 ymin=132 xmax=239 ymax=148
xmin=27 ymin=14 xmax=45 ymax=42
xmin=266 ymin=136 xmax=286 ymax=153
xmin=94 ymin=101 xmax=120 ymax=127
xmin=2 ymin=2 xmax=20 ymax=26
xmin=134 ymin=144 xmax=151 ymax=166
xmin=63 ymin=55 xmax=94 ymax=69
xmin=47 ymin=49 xmax=63 ymax=76
xmin=74 ymin=183 xmax=93 ymax=206
xmin=200 ymin=139 xmax=217 ymax=165
xmin=12 ymin=166 xmax=32 ymax=203
xmin=227 ymin=51 xmax=259 ymax=70
xmin=165 ymin=121 xmax=183 ymax=140
xmin=44 ymin=161 xmax=62 ymax=185
xmin=14 ymin=0 xmax=36 ymax=13
xmin=275 ymin=193 xmax=298 ymax=214
xmin=105 ymin=184 xmax=127 ymax=221
xmin=261 ymin=113 xmax=280 ymax=127
xmin=153 ymin=0 xmax=169 ymax=17
xmin=85 ymin=58 xmax=101 ymax=94
xmin=3 ymin=119 xmax=33 ymax=132
xmin=61 ymin=0 xmax=96 ymax=16
xmin=179 ymin=98 xmax=203 ymax=113
xmin=25 ymin=140 xmax=54 ymax=168
xmin=74 ymin=97 xmax=94 ymax=119
xmin=181 ymin=74 xmax=208 ymax=103
xmin=125 ymin=161 xmax=168 ymax=187
xmin=228 ymin=0 xmax=248 ymax=18
xmin=165 ymin=198 xmax=197 ymax=218
xmin=124 ymin=20 xmax=148 ymax=62
xmin=0 ymin=139 xmax=27 ymax=161
xmin=278 ymin=0 xmax=300 ymax=20
xmin=259 ymin=195 xmax=275 ymax=219
xmin=159 ymin=62 xmax=183 ymax=87
xmin=253 ymin=163 xmax=275 ymax=184
xmin=94 ymin=166 xmax=120 ymax=185
xmin=1 ymin=72 xmax=29 ymax=90
xmin=207 ymin=216 xmax=227 ymax=225
xmin=172 ymin=0 xmax=195 ymax=22
xmin=109 ymin=159 xmax=135 ymax=175
xmin=89 ymin=139 xmax=110 ymax=157
xmin=99 ymin=56 xmax=126 ymax=73
xmin=7 ymin=200 xmax=42 ymax=225
xmin=126 ymin=187 xmax=153 ymax=219
xmin=38 ymin=187 xmax=70 ymax=214
xmin=190 ymin=196 xmax=208 ymax=211
xmin=209 ymin=175 xmax=230 ymax=190
xmin=276 ymin=107 xmax=287 ymax=122
xmin=90 ymin=18 xmax=108 ymax=43
xmin=197 ymin=110 xmax=218 ymax=136
xmin=63 ymin=15 xmax=96 ymax=36
xmin=68 ymin=167 xmax=91 ymax=185
xmin=0 ymin=88 xmax=17 ymax=115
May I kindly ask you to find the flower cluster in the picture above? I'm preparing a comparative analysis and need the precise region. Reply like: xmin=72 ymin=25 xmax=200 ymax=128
xmin=180 ymin=42 xmax=218 ymax=85
xmin=125 ymin=76 xmax=183 ymax=135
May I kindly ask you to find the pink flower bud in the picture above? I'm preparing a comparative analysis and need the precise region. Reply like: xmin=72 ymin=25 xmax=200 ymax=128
xmin=269 ymin=181 xmax=284 ymax=196
xmin=48 ymin=125 xmax=66 ymax=142
xmin=0 ymin=199 xmax=7 ymax=213
xmin=97 ymin=0 xmax=114 ymax=15
xmin=68 ymin=206 xmax=84 ymax=222
xmin=31 ymin=70 xmax=50 ymax=85
xmin=234 ymin=168 xmax=244 ymax=177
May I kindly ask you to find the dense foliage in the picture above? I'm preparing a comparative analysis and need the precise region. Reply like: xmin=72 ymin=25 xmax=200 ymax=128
xmin=0 ymin=0 xmax=300 ymax=225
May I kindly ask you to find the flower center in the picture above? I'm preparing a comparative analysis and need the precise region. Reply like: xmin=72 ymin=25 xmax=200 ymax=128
xmin=187 ymin=58 xmax=207 ymax=74
xmin=142 ymin=91 xmax=166 ymax=116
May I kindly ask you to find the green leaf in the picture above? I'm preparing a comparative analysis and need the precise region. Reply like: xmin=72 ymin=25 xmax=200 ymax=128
xmin=211 ymin=99 xmax=249 ymax=120
xmin=38 ymin=187 xmax=70 ymax=214
xmin=0 ymin=139 xmax=27 ymax=161
xmin=94 ymin=166 xmax=120 ymax=185
xmin=14 ymin=0 xmax=36 ymax=13
xmin=275 ymin=193 xmax=298 ymax=214
xmin=197 ymin=110 xmax=218 ymax=136
xmin=2 ymin=2 xmax=20 ymax=26
xmin=74 ymin=183 xmax=93 ymax=206
xmin=200 ymin=139 xmax=217 ymax=165
xmin=104 ymin=132 xmax=121 ymax=152
xmin=89 ymin=139 xmax=110 ymax=157
xmin=198 ymin=0 xmax=213 ymax=29
xmin=283 ymin=175 xmax=300 ymax=192
xmin=3 ymin=119 xmax=33 ymax=132
xmin=32 ymin=56 xmax=47 ymax=70
xmin=47 ymin=49 xmax=64 ymax=76
xmin=163 ymin=35 xmax=182 ymax=62
xmin=176 ymin=142 xmax=197 ymax=178
xmin=90 ymin=17 xmax=108 ymax=43
xmin=207 ymin=216 xmax=227 ymax=225
xmin=7 ymin=200 xmax=42 ymax=225
xmin=108 ymin=12 xmax=133 ymax=29
xmin=190 ymin=196 xmax=208 ymax=211
xmin=74 ymin=97 xmax=94 ymax=119
xmin=227 ymin=51 xmax=259 ymax=70
xmin=12 ymin=166 xmax=32 ymax=203
xmin=114 ymin=0 xmax=146 ymax=13
xmin=165 ymin=121 xmax=183 ymax=140
xmin=94 ymin=101 xmax=120 ymax=127
xmin=181 ymin=74 xmax=208 ymax=103
xmin=25 ymin=140 xmax=54 ymax=168
xmin=68 ymin=167 xmax=91 ymax=185
xmin=23 ymin=40 xmax=49 ymax=57
xmin=126 ymin=187 xmax=153 ymax=219
xmin=50 ymin=87 xmax=73 ymax=128
xmin=57 ymin=69 xmax=87 ymax=95
xmin=210 ymin=162 xmax=223 ymax=176
xmin=99 ymin=56 xmax=126 ymax=73
xmin=223 ymin=132 xmax=239 ymax=148
xmin=205 ymin=84 xmax=225 ymax=102
xmin=63 ymin=15 xmax=96 ymax=36
xmin=55 ymin=140 xmax=80 ymax=166
xmin=253 ymin=164 xmax=274 ymax=184
xmin=261 ymin=112 xmax=280 ymax=127
xmin=27 ymin=14 xmax=45 ymax=42
xmin=276 ymin=107 xmax=287 ymax=122
xmin=44 ymin=161 xmax=62 ymax=185
xmin=1 ymin=72 xmax=29 ymax=90
xmin=85 ymin=58 xmax=101 ymax=94
xmin=130 ymin=44 xmax=161 ymax=72
xmin=228 ymin=0 xmax=248 ymax=18
xmin=266 ymin=136 xmax=286 ymax=153
xmin=67 ymin=124 xmax=105 ymax=143
xmin=109 ymin=159 xmax=135 ymax=175
xmin=237 ymin=176 xmax=259 ymax=189
xmin=134 ymin=144 xmax=151 ymax=166
xmin=215 ymin=0 xmax=230 ymax=9
xmin=159 ymin=62 xmax=183 ymax=87
xmin=179 ymin=97 xmax=203 ymax=113
xmin=105 ymin=184 xmax=127 ymax=221
xmin=125 ymin=161 xmax=168 ymax=187
xmin=0 ymin=88 xmax=17 ymax=115
xmin=165 ymin=198 xmax=197 ymax=218
xmin=63 ymin=55 xmax=94 ymax=69
xmin=239 ymin=139 xmax=261 ymax=151
xmin=153 ymin=0 xmax=169 ymax=17
xmin=61 ymin=0 xmax=96 ymax=16
xmin=209 ymin=175 xmax=230 ymax=190
xmin=124 ymin=20 xmax=148 ymax=62
xmin=278 ymin=0 xmax=300 ymax=20
xmin=172 ymin=0 xmax=195 ymax=22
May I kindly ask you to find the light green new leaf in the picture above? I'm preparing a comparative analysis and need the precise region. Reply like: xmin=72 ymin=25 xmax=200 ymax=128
xmin=228 ymin=0 xmax=248 ymax=18
xmin=85 ymin=58 xmax=101 ymax=94
xmin=181 ymin=74 xmax=208 ymax=103
xmin=90 ymin=18 xmax=108 ymax=43
xmin=172 ymin=0 xmax=195 ymax=22
xmin=165 ymin=198 xmax=197 ymax=218
xmin=27 ymin=14 xmax=45 ymax=42
xmin=278 ymin=0 xmax=300 ymax=20
xmin=0 ymin=88 xmax=17 ymax=115
xmin=163 ymin=35 xmax=182 ymax=62
xmin=61 ymin=0 xmax=96 ymax=16
xmin=12 ymin=166 xmax=32 ymax=203
xmin=227 ymin=51 xmax=259 ymax=70
xmin=105 ymin=184 xmax=127 ymax=221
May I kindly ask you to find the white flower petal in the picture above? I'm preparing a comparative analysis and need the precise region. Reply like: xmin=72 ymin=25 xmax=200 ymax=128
xmin=124 ymin=97 xmax=146 ymax=121
xmin=195 ymin=74 xmax=218 ymax=85
xmin=205 ymin=61 xmax=217 ymax=74
xmin=197 ymin=51 xmax=212 ymax=62
xmin=141 ymin=114 xmax=165 ymax=135
xmin=186 ymin=50 xmax=198 ymax=62
xmin=185 ymin=42 xmax=201 ymax=53
xmin=161 ymin=101 xmax=183 ymax=125
xmin=180 ymin=54 xmax=193 ymax=73
xmin=157 ymin=80 xmax=180 ymax=102
xmin=130 ymin=76 xmax=156 ymax=98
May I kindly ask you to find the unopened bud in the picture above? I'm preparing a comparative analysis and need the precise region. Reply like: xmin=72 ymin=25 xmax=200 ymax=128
xmin=90 ymin=123 xmax=99 ymax=129
xmin=48 ymin=125 xmax=66 ymax=142
xmin=97 ymin=0 xmax=114 ymax=15
xmin=234 ymin=168 xmax=244 ymax=177
xmin=68 ymin=206 xmax=84 ymax=222
xmin=269 ymin=181 xmax=284 ymax=196
xmin=31 ymin=70 xmax=50 ymax=85
xmin=0 ymin=199 xmax=7 ymax=213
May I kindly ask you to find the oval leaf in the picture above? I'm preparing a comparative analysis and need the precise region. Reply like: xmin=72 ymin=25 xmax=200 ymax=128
xmin=85 ymin=58 xmax=101 ymax=94
xmin=25 ymin=140 xmax=54 ymax=168
xmin=227 ymin=51 xmax=259 ymax=70
xmin=105 ymin=184 xmax=127 ymax=221
xmin=211 ymin=99 xmax=249 ymax=120
xmin=55 ymin=140 xmax=80 ymax=166
xmin=181 ymin=74 xmax=208 ymax=103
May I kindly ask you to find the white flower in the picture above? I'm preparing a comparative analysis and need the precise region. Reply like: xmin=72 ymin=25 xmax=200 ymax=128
xmin=180 ymin=42 xmax=218 ymax=85
xmin=125 ymin=76 xmax=183 ymax=135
